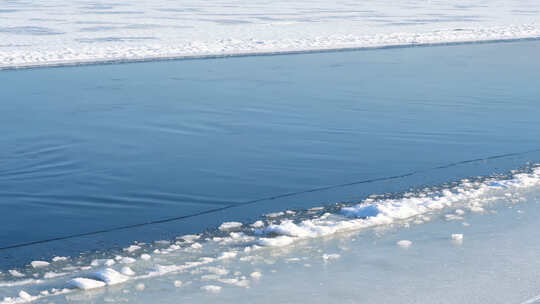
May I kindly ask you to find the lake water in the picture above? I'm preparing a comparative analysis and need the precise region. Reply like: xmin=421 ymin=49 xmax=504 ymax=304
xmin=1 ymin=40 xmax=540 ymax=271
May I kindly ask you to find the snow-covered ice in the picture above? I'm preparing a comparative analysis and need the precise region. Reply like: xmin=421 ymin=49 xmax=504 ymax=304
xmin=0 ymin=0 xmax=539 ymax=69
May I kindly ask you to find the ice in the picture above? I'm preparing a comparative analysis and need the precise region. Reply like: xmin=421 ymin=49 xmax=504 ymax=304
xmin=43 ymin=272 xmax=67 ymax=279
xmin=250 ymin=272 xmax=262 ymax=279
xmin=218 ymin=222 xmax=243 ymax=231
xmin=0 ymin=0 xmax=539 ymax=69
xmin=258 ymin=236 xmax=295 ymax=247
xmin=322 ymin=254 xmax=340 ymax=261
xmin=140 ymin=254 xmax=151 ymax=261
xmin=120 ymin=257 xmax=136 ymax=264
xmin=451 ymin=234 xmax=464 ymax=245
xmin=265 ymin=212 xmax=284 ymax=218
xmin=91 ymin=259 xmax=115 ymax=267
xmin=123 ymin=245 xmax=141 ymax=253
xmin=7 ymin=271 xmax=24 ymax=278
xmin=1 ymin=166 xmax=540 ymax=303
xmin=89 ymin=268 xmax=128 ymax=285
xmin=68 ymin=278 xmax=106 ymax=290
xmin=201 ymin=267 xmax=228 ymax=276
xmin=200 ymin=285 xmax=222 ymax=293
xmin=29 ymin=261 xmax=49 ymax=269
xmin=51 ymin=257 xmax=68 ymax=262
xmin=397 ymin=240 xmax=413 ymax=248
xmin=217 ymin=252 xmax=237 ymax=260
xmin=178 ymin=235 xmax=200 ymax=243
xmin=251 ymin=221 xmax=265 ymax=228
xmin=120 ymin=267 xmax=136 ymax=276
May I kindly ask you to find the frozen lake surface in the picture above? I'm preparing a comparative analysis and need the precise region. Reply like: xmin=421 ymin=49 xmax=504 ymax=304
xmin=1 ymin=40 xmax=540 ymax=303
xmin=0 ymin=0 xmax=540 ymax=68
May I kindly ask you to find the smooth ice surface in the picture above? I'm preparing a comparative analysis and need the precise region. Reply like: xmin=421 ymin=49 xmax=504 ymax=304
xmin=0 ymin=0 xmax=540 ymax=68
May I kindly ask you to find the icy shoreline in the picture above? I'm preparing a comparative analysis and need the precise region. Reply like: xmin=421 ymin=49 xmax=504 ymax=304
xmin=1 ymin=165 xmax=540 ymax=303
xmin=1 ymin=0 xmax=540 ymax=69
xmin=1 ymin=24 xmax=540 ymax=70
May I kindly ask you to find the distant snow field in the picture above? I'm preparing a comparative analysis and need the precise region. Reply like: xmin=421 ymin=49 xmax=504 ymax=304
xmin=0 ymin=0 xmax=539 ymax=69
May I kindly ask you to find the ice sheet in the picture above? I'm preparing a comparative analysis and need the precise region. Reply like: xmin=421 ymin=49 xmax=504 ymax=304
xmin=0 ymin=0 xmax=539 ymax=69
xmin=1 ymin=165 xmax=540 ymax=303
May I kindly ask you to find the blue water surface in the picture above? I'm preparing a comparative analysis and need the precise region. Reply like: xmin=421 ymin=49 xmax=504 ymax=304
xmin=0 ymin=40 xmax=539 ymax=268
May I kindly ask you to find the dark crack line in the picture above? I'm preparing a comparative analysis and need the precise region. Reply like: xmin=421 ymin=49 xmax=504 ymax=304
xmin=1 ymin=148 xmax=538 ymax=251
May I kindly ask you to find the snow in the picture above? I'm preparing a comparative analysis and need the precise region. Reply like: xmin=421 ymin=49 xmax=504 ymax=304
xmin=0 ymin=0 xmax=539 ymax=69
